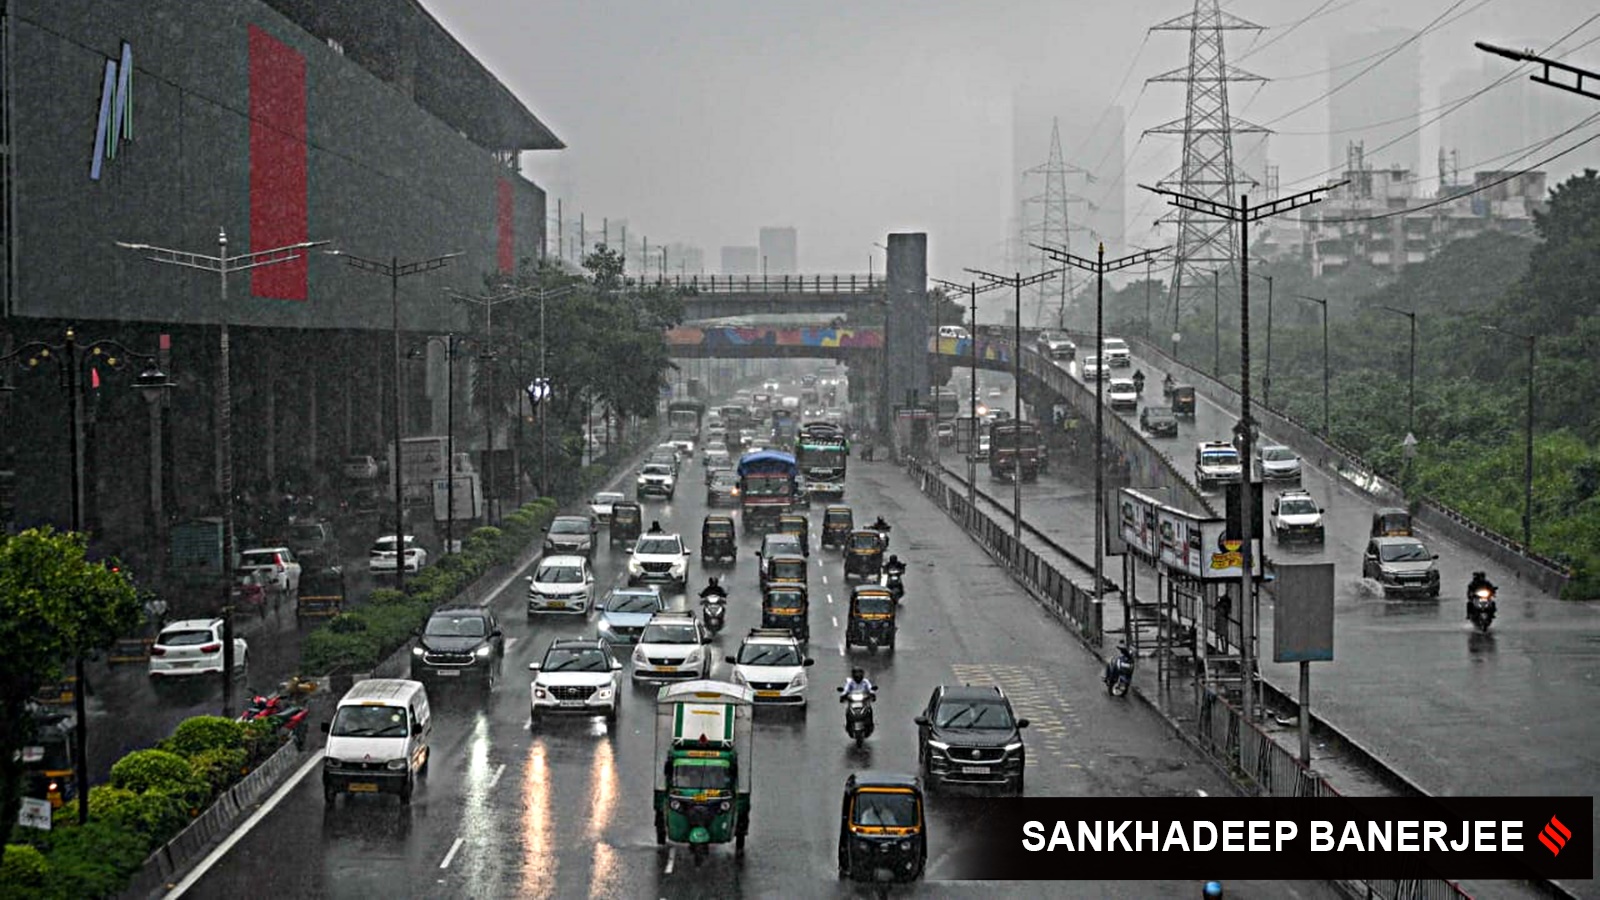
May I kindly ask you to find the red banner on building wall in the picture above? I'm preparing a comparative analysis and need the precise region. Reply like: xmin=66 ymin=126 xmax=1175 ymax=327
xmin=248 ymin=26 xmax=308 ymax=300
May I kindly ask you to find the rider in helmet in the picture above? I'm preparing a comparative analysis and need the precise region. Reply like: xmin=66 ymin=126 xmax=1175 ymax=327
xmin=1467 ymin=570 xmax=1497 ymax=619
xmin=871 ymin=515 xmax=890 ymax=533
xmin=699 ymin=576 xmax=727 ymax=600
xmin=648 ymin=520 xmax=664 ymax=534
xmin=884 ymin=554 xmax=906 ymax=576
xmin=841 ymin=667 xmax=876 ymax=697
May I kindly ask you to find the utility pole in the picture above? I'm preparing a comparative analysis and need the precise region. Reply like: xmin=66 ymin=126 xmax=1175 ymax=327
xmin=1380 ymin=306 xmax=1417 ymax=437
xmin=1477 ymin=42 xmax=1600 ymax=101
xmin=1484 ymin=325 xmax=1538 ymax=549
xmin=118 ymin=229 xmax=327 ymax=719
xmin=1254 ymin=272 xmax=1274 ymax=408
xmin=1142 ymin=180 xmax=1343 ymax=724
xmin=1213 ymin=270 xmax=1221 ymax=378
xmin=1292 ymin=294 xmax=1331 ymax=437
xmin=964 ymin=266 xmax=1061 ymax=561
xmin=530 ymin=285 xmax=575 ymax=497
xmin=449 ymin=282 xmax=546 ymax=520
xmin=332 ymin=250 xmax=462 ymax=590
xmin=1035 ymin=242 xmax=1165 ymax=628
xmin=932 ymin=277 xmax=1007 ymax=511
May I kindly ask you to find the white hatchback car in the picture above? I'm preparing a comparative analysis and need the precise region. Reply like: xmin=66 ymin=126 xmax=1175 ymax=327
xmin=529 ymin=638 xmax=622 ymax=722
xmin=148 ymin=619 xmax=248 ymax=678
xmin=526 ymin=555 xmax=595 ymax=615
xmin=725 ymin=628 xmax=815 ymax=707
xmin=630 ymin=612 xmax=710 ymax=682
xmin=370 ymin=535 xmax=427 ymax=575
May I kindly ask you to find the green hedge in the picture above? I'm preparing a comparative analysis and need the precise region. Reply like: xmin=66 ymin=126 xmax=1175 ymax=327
xmin=14 ymin=711 xmax=294 ymax=898
xmin=299 ymin=499 xmax=558 ymax=675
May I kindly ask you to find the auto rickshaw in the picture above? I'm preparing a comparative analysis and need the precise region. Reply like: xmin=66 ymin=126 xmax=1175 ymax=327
xmin=22 ymin=708 xmax=77 ymax=810
xmin=844 ymin=530 xmax=886 ymax=583
xmin=1170 ymin=385 xmax=1197 ymax=418
xmin=296 ymin=565 xmax=347 ymax=622
xmin=654 ymin=682 xmax=754 ymax=864
xmin=1371 ymin=507 xmax=1414 ymax=538
xmin=701 ymin=515 xmax=737 ymax=565
xmin=821 ymin=506 xmax=854 ymax=550
xmin=846 ymin=586 xmax=897 ymax=651
xmin=761 ymin=554 xmax=809 ymax=593
xmin=610 ymin=500 xmax=643 ymax=546
xmin=761 ymin=585 xmax=810 ymax=641
xmin=777 ymin=513 xmax=811 ymax=557
xmin=838 ymin=771 xmax=926 ymax=888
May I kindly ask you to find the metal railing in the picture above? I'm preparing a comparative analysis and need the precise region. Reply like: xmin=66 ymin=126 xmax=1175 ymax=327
xmin=628 ymin=273 xmax=886 ymax=294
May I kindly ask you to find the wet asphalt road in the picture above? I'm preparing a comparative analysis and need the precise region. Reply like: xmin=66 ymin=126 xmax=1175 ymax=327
xmin=175 ymin=443 xmax=1342 ymax=899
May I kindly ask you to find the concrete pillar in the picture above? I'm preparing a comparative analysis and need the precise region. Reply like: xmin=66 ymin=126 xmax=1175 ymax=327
xmin=880 ymin=233 xmax=929 ymax=447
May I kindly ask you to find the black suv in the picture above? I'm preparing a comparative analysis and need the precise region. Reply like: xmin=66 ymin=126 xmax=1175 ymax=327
xmin=915 ymin=685 xmax=1028 ymax=794
xmin=410 ymin=606 xmax=505 ymax=690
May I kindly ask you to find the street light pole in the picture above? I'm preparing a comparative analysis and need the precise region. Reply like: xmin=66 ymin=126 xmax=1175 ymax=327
xmin=408 ymin=334 xmax=462 ymax=553
xmin=931 ymin=277 xmax=1006 ymax=499
xmin=1213 ymin=269 xmax=1221 ymax=379
xmin=332 ymin=250 xmax=462 ymax=589
xmin=1247 ymin=272 xmax=1274 ymax=408
xmin=1380 ymin=306 xmax=1417 ymax=436
xmin=1143 ymin=179 xmax=1344 ymax=724
xmin=118 ymin=230 xmax=325 ymax=718
xmin=1 ymin=331 xmax=171 ymax=826
xmin=1484 ymin=324 xmax=1537 ymax=548
xmin=1294 ymin=295 xmax=1331 ymax=437
xmin=964 ymin=266 xmax=1061 ymax=560
xmin=536 ymin=286 xmax=574 ymax=497
xmin=1034 ymin=241 xmax=1165 ymax=625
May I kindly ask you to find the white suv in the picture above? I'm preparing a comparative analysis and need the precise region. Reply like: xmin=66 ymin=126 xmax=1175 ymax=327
xmin=529 ymin=638 xmax=621 ymax=722
xmin=631 ymin=612 xmax=710 ymax=682
xmin=526 ymin=555 xmax=596 ymax=615
xmin=370 ymin=535 xmax=427 ymax=575
xmin=1101 ymin=337 xmax=1131 ymax=367
xmin=238 ymin=547 xmax=302 ymax=594
xmin=1194 ymin=441 xmax=1243 ymax=492
xmin=148 ymin=619 xmax=248 ymax=678
xmin=627 ymin=532 xmax=691 ymax=591
xmin=636 ymin=463 xmax=677 ymax=500
xmin=725 ymin=628 xmax=815 ymax=707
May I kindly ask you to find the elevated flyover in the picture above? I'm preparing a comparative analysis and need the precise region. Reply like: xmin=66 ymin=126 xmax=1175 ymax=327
xmin=649 ymin=273 xmax=887 ymax=320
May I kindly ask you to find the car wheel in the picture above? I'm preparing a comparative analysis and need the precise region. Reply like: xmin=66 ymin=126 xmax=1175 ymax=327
xmin=324 ymin=786 xmax=337 ymax=806
xmin=605 ymin=704 xmax=618 ymax=723
xmin=398 ymin=777 xmax=412 ymax=805
xmin=529 ymin=706 xmax=540 ymax=728
xmin=1013 ymin=770 xmax=1026 ymax=795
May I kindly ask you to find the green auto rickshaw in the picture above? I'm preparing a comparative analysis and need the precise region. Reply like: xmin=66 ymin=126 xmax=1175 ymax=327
xmin=610 ymin=501 xmax=643 ymax=546
xmin=845 ymin=586 xmax=897 ymax=652
xmin=838 ymin=771 xmax=926 ymax=888
xmin=761 ymin=585 xmax=810 ymax=641
xmin=821 ymin=506 xmax=854 ymax=550
xmin=654 ymin=681 xmax=754 ymax=865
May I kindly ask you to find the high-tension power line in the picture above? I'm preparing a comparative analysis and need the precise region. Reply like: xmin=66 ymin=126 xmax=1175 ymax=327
xmin=1022 ymin=119 xmax=1095 ymax=330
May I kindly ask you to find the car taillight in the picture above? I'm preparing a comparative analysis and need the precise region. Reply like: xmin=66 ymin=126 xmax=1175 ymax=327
xmin=150 ymin=646 xmax=166 ymax=656
xmin=274 ymin=554 xmax=285 ymax=568
xmin=200 ymin=642 xmax=222 ymax=653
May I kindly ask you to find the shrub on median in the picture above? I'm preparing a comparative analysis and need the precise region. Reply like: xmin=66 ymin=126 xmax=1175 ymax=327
xmin=161 ymin=715 xmax=244 ymax=757
xmin=0 ymin=844 xmax=48 ymax=899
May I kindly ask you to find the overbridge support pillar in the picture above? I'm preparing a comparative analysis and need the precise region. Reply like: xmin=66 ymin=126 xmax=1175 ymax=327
xmin=879 ymin=233 xmax=928 ymax=455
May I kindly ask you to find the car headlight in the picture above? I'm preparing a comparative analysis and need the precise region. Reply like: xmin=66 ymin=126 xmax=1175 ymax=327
xmin=412 ymin=646 xmax=424 ymax=657
xmin=633 ymin=647 xmax=647 ymax=664
xmin=671 ymin=561 xmax=686 ymax=574
xmin=385 ymin=759 xmax=407 ymax=771
xmin=628 ymin=560 xmax=643 ymax=574
xmin=1004 ymin=740 xmax=1025 ymax=752
xmin=685 ymin=647 xmax=703 ymax=661
xmin=476 ymin=645 xmax=492 ymax=658
xmin=542 ymin=540 xmax=555 ymax=551
xmin=788 ymin=672 xmax=807 ymax=689
xmin=578 ymin=540 xmax=591 ymax=550
xmin=325 ymin=757 xmax=342 ymax=768
xmin=926 ymin=739 xmax=950 ymax=753
xmin=595 ymin=686 xmax=614 ymax=700
xmin=597 ymin=619 xmax=614 ymax=633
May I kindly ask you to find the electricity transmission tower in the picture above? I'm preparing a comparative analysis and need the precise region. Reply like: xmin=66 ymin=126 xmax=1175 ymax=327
xmin=1146 ymin=0 xmax=1269 ymax=339
xmin=1022 ymin=118 xmax=1094 ymax=329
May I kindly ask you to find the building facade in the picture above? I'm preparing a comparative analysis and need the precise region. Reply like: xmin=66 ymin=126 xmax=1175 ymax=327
xmin=758 ymin=227 xmax=798 ymax=275
xmin=720 ymin=246 xmax=759 ymax=276
xmin=0 ymin=0 xmax=560 ymax=558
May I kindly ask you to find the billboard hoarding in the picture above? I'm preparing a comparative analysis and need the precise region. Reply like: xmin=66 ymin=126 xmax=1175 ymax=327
xmin=1117 ymin=489 xmax=1160 ymax=560
xmin=433 ymin=474 xmax=481 ymax=521
xmin=1274 ymin=563 xmax=1336 ymax=662
xmin=1198 ymin=520 xmax=1264 ymax=580
xmin=1158 ymin=507 xmax=1204 ymax=577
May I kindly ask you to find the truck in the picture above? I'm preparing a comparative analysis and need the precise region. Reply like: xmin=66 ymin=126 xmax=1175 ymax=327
xmin=736 ymin=450 xmax=799 ymax=534
xmin=654 ymin=681 xmax=754 ymax=864
xmin=989 ymin=420 xmax=1041 ymax=482
xmin=387 ymin=436 xmax=451 ymax=509
xmin=770 ymin=408 xmax=798 ymax=445
xmin=932 ymin=387 xmax=959 ymax=419
xmin=667 ymin=399 xmax=708 ymax=454
xmin=795 ymin=422 xmax=848 ymax=499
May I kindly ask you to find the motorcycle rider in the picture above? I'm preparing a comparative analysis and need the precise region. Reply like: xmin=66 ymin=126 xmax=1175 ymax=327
xmin=1467 ymin=570 xmax=1497 ymax=620
xmin=1105 ymin=643 xmax=1135 ymax=688
xmin=698 ymin=576 xmax=728 ymax=601
xmin=871 ymin=515 xmax=891 ymax=533
xmin=840 ymin=667 xmax=876 ymax=698
xmin=884 ymin=554 xmax=906 ymax=597
xmin=1133 ymin=369 xmax=1146 ymax=394
xmin=648 ymin=520 xmax=664 ymax=534
xmin=1163 ymin=372 xmax=1175 ymax=395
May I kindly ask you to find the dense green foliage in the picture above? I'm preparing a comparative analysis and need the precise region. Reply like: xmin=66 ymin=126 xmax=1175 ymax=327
xmin=1085 ymin=170 xmax=1600 ymax=598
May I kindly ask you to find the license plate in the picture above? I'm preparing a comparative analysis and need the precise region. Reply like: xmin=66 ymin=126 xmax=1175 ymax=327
xmin=560 ymin=699 xmax=586 ymax=708
xmin=348 ymin=783 xmax=379 ymax=793
xmin=960 ymin=766 xmax=990 ymax=774
xmin=653 ymin=666 xmax=677 ymax=673
xmin=547 ymin=601 xmax=566 ymax=609
xmin=756 ymin=690 xmax=781 ymax=698
xmin=436 ymin=670 xmax=460 ymax=677
xmin=173 ymin=661 xmax=194 ymax=668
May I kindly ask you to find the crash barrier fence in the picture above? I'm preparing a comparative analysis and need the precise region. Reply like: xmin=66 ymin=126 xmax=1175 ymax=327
xmin=638 ymin=273 xmax=885 ymax=294
xmin=1197 ymin=690 xmax=1472 ymax=900
xmin=969 ymin=337 xmax=1216 ymax=517
xmin=1115 ymin=335 xmax=1571 ymax=596
xmin=119 ymin=737 xmax=304 ymax=900
xmin=904 ymin=456 xmax=1104 ymax=646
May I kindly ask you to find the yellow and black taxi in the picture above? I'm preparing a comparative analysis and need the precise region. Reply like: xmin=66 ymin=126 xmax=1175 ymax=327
xmin=845 ymin=585 xmax=897 ymax=651
xmin=837 ymin=771 xmax=926 ymax=886
xmin=760 ymin=584 xmax=810 ymax=642
xmin=777 ymin=513 xmax=811 ymax=557
xmin=820 ymin=505 xmax=854 ymax=549
xmin=843 ymin=529 xmax=886 ymax=583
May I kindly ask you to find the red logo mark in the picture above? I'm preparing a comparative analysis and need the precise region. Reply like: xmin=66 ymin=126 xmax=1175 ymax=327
xmin=1538 ymin=816 xmax=1572 ymax=857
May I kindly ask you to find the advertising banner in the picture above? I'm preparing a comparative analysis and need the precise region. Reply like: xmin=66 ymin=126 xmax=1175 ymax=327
xmin=1158 ymin=507 xmax=1204 ymax=578
xmin=1117 ymin=489 xmax=1160 ymax=560
xmin=1198 ymin=520 xmax=1264 ymax=580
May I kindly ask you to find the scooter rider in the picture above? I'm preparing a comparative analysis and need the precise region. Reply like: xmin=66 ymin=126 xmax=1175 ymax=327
xmin=840 ymin=667 xmax=876 ymax=698
xmin=1105 ymin=643 xmax=1134 ymax=687
xmin=1467 ymin=570 xmax=1497 ymax=619
xmin=884 ymin=554 xmax=906 ymax=577
xmin=649 ymin=520 xmax=664 ymax=534
xmin=699 ymin=576 xmax=728 ymax=601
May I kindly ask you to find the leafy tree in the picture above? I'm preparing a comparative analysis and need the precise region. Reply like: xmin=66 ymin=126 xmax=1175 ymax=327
xmin=0 ymin=528 xmax=140 ymax=857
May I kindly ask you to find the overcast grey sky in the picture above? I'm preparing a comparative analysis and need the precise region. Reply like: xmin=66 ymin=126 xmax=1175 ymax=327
xmin=429 ymin=1 xmax=1600 ymax=279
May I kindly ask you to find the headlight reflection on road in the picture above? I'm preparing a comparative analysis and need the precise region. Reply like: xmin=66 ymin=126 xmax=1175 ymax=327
xmin=519 ymin=743 xmax=555 ymax=898
xmin=586 ymin=739 xmax=621 ymax=898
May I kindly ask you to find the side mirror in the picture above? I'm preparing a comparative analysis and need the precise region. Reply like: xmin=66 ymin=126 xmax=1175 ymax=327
xmin=836 ymin=685 xmax=846 ymax=693
xmin=1017 ymin=718 xmax=1031 ymax=729
xmin=541 ymin=526 xmax=549 ymax=533
xmin=611 ymin=659 xmax=623 ymax=671
xmin=914 ymin=715 xmax=930 ymax=726
xmin=684 ymin=549 xmax=693 ymax=556
xmin=411 ymin=626 xmax=422 ymax=637
xmin=803 ymin=658 xmax=815 ymax=667
xmin=490 ymin=630 xmax=503 ymax=640
xmin=528 ymin=662 xmax=541 ymax=671
xmin=1433 ymin=554 xmax=1440 ymax=560
xmin=1318 ymin=508 xmax=1325 ymax=513
xmin=320 ymin=722 xmax=330 ymax=734
xmin=725 ymin=655 xmax=737 ymax=664
xmin=701 ymin=635 xmax=712 ymax=644
xmin=411 ymin=721 xmax=423 ymax=737
xmin=525 ymin=575 xmax=535 ymax=582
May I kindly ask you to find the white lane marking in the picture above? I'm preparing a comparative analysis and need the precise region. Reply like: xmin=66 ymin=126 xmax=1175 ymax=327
xmin=505 ymin=637 xmax=519 ymax=651
xmin=162 ymin=750 xmax=327 ymax=899
xmin=488 ymin=762 xmax=507 ymax=788
xmin=821 ymin=575 xmax=828 ymax=585
xmin=1196 ymin=789 xmax=1208 ymax=797
xmin=522 ymin=718 xmax=531 ymax=731
xmin=664 ymin=847 xmax=676 ymax=874
xmin=439 ymin=836 xmax=465 ymax=869
xmin=827 ymin=593 xmax=834 ymax=605
xmin=831 ymin=615 xmax=839 ymax=627
xmin=837 ymin=643 xmax=845 ymax=656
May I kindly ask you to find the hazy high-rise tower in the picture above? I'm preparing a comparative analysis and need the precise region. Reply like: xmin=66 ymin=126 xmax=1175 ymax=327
xmin=758 ymin=227 xmax=798 ymax=274
xmin=1440 ymin=50 xmax=1600 ymax=188
xmin=1328 ymin=29 xmax=1420 ymax=175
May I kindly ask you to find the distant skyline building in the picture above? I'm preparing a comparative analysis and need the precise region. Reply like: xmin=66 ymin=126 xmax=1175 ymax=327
xmin=1439 ymin=52 xmax=1600 ymax=190
xmin=1328 ymin=29 xmax=1420 ymax=176
xmin=721 ymin=246 xmax=759 ymax=275
xmin=664 ymin=242 xmax=705 ymax=277
xmin=758 ymin=227 xmax=798 ymax=274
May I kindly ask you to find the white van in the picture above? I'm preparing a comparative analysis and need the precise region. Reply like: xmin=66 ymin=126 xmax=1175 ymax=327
xmin=937 ymin=325 xmax=971 ymax=340
xmin=321 ymin=678 xmax=432 ymax=805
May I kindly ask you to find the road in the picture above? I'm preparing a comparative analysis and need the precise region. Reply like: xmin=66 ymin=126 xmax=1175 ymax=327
xmin=174 ymin=442 xmax=1341 ymax=899
xmin=966 ymin=358 xmax=1600 ymax=896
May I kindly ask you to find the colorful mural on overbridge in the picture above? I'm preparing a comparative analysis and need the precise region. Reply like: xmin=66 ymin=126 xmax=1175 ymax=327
xmin=665 ymin=325 xmax=884 ymax=349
